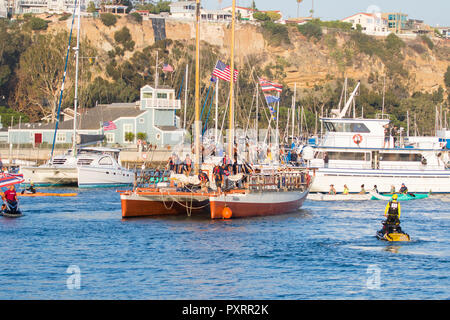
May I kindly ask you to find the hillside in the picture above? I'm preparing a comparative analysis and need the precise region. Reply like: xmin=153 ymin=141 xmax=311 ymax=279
xmin=1 ymin=14 xmax=449 ymax=135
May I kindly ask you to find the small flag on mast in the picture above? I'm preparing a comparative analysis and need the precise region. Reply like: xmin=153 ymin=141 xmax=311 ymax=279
xmin=103 ymin=121 xmax=117 ymax=131
xmin=162 ymin=63 xmax=174 ymax=72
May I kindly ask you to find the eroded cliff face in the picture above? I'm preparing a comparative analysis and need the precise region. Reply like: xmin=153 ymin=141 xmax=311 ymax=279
xmin=47 ymin=15 xmax=449 ymax=94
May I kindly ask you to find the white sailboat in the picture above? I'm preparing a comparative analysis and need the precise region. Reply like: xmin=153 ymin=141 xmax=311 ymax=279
xmin=20 ymin=0 xmax=134 ymax=188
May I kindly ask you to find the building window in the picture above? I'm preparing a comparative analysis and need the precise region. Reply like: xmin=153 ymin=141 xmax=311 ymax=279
xmin=139 ymin=118 xmax=145 ymax=124
xmin=56 ymin=132 xmax=66 ymax=143
xmin=142 ymin=92 xmax=153 ymax=99
xmin=157 ymin=92 xmax=168 ymax=99
xmin=106 ymin=132 xmax=114 ymax=143
xmin=123 ymin=124 xmax=133 ymax=143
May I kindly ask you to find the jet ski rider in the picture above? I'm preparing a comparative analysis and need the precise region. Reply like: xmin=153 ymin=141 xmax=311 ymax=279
xmin=383 ymin=194 xmax=402 ymax=233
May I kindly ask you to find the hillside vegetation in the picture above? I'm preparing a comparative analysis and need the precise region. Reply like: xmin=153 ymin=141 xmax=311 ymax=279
xmin=0 ymin=14 xmax=449 ymax=136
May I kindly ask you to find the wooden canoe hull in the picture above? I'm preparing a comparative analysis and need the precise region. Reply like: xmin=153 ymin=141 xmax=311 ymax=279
xmin=209 ymin=190 xmax=309 ymax=219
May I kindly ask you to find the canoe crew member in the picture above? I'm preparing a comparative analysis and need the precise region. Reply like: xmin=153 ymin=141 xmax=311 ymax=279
xmin=383 ymin=194 xmax=402 ymax=233
xmin=167 ymin=155 xmax=175 ymax=172
xmin=3 ymin=185 xmax=18 ymax=207
xmin=343 ymin=184 xmax=349 ymax=195
xmin=198 ymin=171 xmax=209 ymax=192
xmin=359 ymin=184 xmax=366 ymax=194
xmin=372 ymin=185 xmax=379 ymax=194
xmin=399 ymin=183 xmax=408 ymax=194
xmin=328 ymin=184 xmax=336 ymax=195
xmin=213 ymin=164 xmax=224 ymax=194
xmin=390 ymin=185 xmax=396 ymax=194
xmin=184 ymin=154 xmax=192 ymax=176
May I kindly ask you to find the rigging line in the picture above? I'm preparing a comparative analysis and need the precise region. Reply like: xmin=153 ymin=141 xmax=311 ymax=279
xmin=50 ymin=0 xmax=79 ymax=160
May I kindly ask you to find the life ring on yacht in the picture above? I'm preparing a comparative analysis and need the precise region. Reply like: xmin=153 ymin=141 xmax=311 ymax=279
xmin=353 ymin=134 xmax=363 ymax=145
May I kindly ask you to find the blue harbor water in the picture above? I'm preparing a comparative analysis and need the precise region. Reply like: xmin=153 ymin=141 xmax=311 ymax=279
xmin=0 ymin=188 xmax=449 ymax=299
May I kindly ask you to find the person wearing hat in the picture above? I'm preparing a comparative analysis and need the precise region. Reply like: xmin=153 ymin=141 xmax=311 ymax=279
xmin=399 ymin=183 xmax=408 ymax=194
xmin=383 ymin=194 xmax=402 ymax=234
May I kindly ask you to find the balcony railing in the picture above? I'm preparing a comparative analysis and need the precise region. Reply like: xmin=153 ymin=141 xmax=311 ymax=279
xmin=143 ymin=99 xmax=181 ymax=109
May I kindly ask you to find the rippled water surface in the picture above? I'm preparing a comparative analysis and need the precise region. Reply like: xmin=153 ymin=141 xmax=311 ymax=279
xmin=0 ymin=188 xmax=449 ymax=299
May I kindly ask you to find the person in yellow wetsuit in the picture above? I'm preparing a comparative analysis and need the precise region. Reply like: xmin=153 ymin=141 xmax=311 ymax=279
xmin=383 ymin=194 xmax=402 ymax=233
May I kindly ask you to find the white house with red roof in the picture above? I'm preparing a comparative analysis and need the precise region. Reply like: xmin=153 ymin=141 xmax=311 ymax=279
xmin=342 ymin=12 xmax=389 ymax=36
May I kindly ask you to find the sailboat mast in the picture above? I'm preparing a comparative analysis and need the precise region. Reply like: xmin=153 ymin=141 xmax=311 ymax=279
xmin=227 ymin=0 xmax=236 ymax=158
xmin=194 ymin=0 xmax=201 ymax=174
xmin=72 ymin=0 xmax=81 ymax=157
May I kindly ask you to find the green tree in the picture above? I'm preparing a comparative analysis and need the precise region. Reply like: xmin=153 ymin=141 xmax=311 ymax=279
xmin=125 ymin=131 xmax=135 ymax=142
xmin=86 ymin=1 xmax=96 ymax=13
xmin=14 ymin=33 xmax=74 ymax=122
xmin=100 ymin=13 xmax=117 ymax=27
xmin=444 ymin=66 xmax=450 ymax=88
xmin=136 ymin=132 xmax=147 ymax=141
xmin=114 ymin=26 xmax=135 ymax=51
xmin=253 ymin=12 xmax=270 ymax=22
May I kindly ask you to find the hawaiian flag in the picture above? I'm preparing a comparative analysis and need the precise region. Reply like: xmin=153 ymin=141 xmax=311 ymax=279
xmin=162 ymin=63 xmax=174 ymax=72
xmin=259 ymin=77 xmax=283 ymax=93
xmin=212 ymin=60 xmax=238 ymax=82
xmin=0 ymin=173 xmax=24 ymax=188
xmin=103 ymin=121 xmax=117 ymax=131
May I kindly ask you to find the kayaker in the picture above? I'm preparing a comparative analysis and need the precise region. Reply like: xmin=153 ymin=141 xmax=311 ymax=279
xmin=383 ymin=194 xmax=402 ymax=233
xmin=359 ymin=184 xmax=366 ymax=194
xmin=372 ymin=185 xmax=379 ymax=194
xmin=21 ymin=181 xmax=37 ymax=194
xmin=328 ymin=184 xmax=336 ymax=195
xmin=343 ymin=184 xmax=349 ymax=195
xmin=399 ymin=183 xmax=408 ymax=194
xmin=389 ymin=185 xmax=396 ymax=194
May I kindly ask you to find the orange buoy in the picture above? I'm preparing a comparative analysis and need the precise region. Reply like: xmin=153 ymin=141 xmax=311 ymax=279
xmin=222 ymin=207 xmax=232 ymax=219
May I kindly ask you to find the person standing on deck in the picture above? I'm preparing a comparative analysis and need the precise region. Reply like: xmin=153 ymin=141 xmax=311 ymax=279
xmin=383 ymin=124 xmax=391 ymax=149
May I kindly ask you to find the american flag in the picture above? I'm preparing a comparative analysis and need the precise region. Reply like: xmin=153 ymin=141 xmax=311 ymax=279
xmin=259 ymin=78 xmax=283 ymax=93
xmin=162 ymin=63 xmax=174 ymax=72
xmin=212 ymin=60 xmax=238 ymax=82
xmin=103 ymin=121 xmax=117 ymax=131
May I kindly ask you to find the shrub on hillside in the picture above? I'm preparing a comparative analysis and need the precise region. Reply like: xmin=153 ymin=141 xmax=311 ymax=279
xmin=420 ymin=35 xmax=434 ymax=50
xmin=28 ymin=17 xmax=48 ymax=30
xmin=129 ymin=12 xmax=143 ymax=24
xmin=297 ymin=22 xmax=322 ymax=40
xmin=100 ymin=13 xmax=117 ymax=27
xmin=262 ymin=21 xmax=290 ymax=46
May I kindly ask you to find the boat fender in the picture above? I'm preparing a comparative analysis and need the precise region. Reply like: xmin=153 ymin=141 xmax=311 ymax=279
xmin=353 ymin=134 xmax=363 ymax=145
xmin=222 ymin=207 xmax=232 ymax=219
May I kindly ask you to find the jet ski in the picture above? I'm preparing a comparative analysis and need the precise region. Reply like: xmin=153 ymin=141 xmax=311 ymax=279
xmin=0 ymin=201 xmax=23 ymax=218
xmin=376 ymin=222 xmax=410 ymax=242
